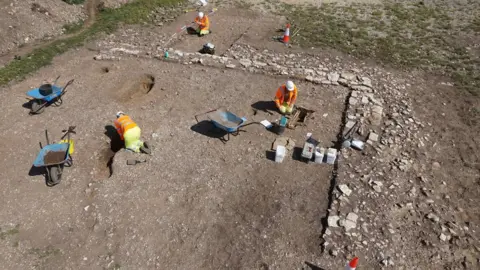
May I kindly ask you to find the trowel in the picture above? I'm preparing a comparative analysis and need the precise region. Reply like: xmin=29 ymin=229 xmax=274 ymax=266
xmin=126 ymin=159 xmax=147 ymax=165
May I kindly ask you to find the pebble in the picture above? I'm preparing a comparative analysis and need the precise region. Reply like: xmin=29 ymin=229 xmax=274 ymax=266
xmin=327 ymin=215 xmax=340 ymax=227
xmin=349 ymin=97 xmax=358 ymax=106
xmin=341 ymin=219 xmax=356 ymax=231
xmin=327 ymin=72 xmax=339 ymax=82
xmin=368 ymin=132 xmax=379 ymax=142
xmin=427 ymin=213 xmax=440 ymax=223
xmin=338 ymin=184 xmax=352 ymax=196
xmin=439 ymin=233 xmax=447 ymax=241
xmin=341 ymin=72 xmax=356 ymax=81
xmin=346 ymin=212 xmax=358 ymax=223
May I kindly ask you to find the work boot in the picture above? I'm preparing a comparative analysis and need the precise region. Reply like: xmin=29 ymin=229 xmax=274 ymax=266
xmin=140 ymin=142 xmax=151 ymax=154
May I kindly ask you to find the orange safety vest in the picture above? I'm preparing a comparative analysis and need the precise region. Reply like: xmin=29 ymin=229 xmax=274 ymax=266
xmin=195 ymin=15 xmax=210 ymax=30
xmin=114 ymin=115 xmax=137 ymax=140
xmin=275 ymin=84 xmax=298 ymax=106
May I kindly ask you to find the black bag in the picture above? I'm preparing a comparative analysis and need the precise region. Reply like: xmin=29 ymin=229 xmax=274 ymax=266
xmin=200 ymin=43 xmax=215 ymax=55
xmin=39 ymin=84 xmax=53 ymax=96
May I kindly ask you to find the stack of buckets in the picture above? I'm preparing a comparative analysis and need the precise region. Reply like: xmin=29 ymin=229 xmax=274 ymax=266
xmin=316 ymin=147 xmax=337 ymax=164
xmin=275 ymin=116 xmax=288 ymax=163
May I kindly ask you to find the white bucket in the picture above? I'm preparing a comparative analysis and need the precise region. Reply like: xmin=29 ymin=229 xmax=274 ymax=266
xmin=275 ymin=145 xmax=286 ymax=163
xmin=315 ymin=147 xmax=325 ymax=164
xmin=326 ymin=148 xmax=337 ymax=164
xmin=351 ymin=139 xmax=364 ymax=150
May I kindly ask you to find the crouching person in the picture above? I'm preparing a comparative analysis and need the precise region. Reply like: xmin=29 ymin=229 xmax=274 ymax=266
xmin=114 ymin=111 xmax=151 ymax=154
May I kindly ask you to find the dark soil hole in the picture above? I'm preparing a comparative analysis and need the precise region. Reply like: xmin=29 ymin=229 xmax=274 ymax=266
xmin=101 ymin=67 xmax=110 ymax=73
xmin=101 ymin=125 xmax=124 ymax=178
xmin=141 ymin=74 xmax=155 ymax=94
xmin=31 ymin=3 xmax=48 ymax=13
xmin=115 ymin=74 xmax=156 ymax=102
xmin=98 ymin=148 xmax=115 ymax=178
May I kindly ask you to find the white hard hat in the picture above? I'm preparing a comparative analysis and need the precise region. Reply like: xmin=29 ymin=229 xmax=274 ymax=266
xmin=286 ymin=80 xmax=295 ymax=91
xmin=198 ymin=12 xmax=204 ymax=18
xmin=116 ymin=111 xmax=124 ymax=118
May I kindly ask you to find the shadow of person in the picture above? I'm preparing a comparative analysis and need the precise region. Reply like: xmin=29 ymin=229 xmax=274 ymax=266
xmin=104 ymin=125 xmax=124 ymax=152
xmin=187 ymin=26 xmax=198 ymax=35
xmin=251 ymin=101 xmax=278 ymax=115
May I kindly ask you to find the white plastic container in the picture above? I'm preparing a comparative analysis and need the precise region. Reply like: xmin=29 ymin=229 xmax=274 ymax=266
xmin=275 ymin=145 xmax=286 ymax=163
xmin=351 ymin=139 xmax=364 ymax=150
xmin=326 ymin=148 xmax=337 ymax=164
xmin=315 ymin=147 xmax=325 ymax=164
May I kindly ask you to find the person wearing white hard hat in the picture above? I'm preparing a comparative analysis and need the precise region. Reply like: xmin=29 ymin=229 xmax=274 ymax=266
xmin=274 ymin=80 xmax=298 ymax=114
xmin=114 ymin=112 xmax=150 ymax=154
xmin=194 ymin=11 xmax=210 ymax=36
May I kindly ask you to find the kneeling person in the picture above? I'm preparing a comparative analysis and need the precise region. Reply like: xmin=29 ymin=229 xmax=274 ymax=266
xmin=194 ymin=12 xmax=210 ymax=36
xmin=114 ymin=112 xmax=150 ymax=154
xmin=274 ymin=80 xmax=298 ymax=114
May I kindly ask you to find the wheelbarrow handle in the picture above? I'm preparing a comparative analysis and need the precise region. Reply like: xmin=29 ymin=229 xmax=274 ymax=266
xmin=60 ymin=79 xmax=74 ymax=95
xmin=45 ymin=129 xmax=50 ymax=145
xmin=64 ymin=79 xmax=74 ymax=89
xmin=60 ymin=126 xmax=76 ymax=140
xmin=53 ymin=75 xmax=61 ymax=86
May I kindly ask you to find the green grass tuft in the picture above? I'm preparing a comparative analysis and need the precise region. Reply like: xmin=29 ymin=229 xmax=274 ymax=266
xmin=63 ymin=21 xmax=84 ymax=35
xmin=282 ymin=2 xmax=480 ymax=95
xmin=0 ymin=225 xmax=20 ymax=240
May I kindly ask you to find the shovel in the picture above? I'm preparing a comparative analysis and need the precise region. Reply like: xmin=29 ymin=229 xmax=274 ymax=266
xmin=126 ymin=159 xmax=147 ymax=165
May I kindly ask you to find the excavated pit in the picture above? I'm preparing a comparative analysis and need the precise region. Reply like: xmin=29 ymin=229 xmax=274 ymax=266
xmin=113 ymin=73 xmax=155 ymax=102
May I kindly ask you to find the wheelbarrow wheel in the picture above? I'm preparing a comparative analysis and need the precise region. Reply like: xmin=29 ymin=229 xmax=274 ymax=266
xmin=31 ymin=100 xmax=45 ymax=114
xmin=47 ymin=166 xmax=62 ymax=186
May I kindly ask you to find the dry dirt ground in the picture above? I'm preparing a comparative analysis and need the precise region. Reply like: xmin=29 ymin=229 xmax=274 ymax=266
xmin=0 ymin=1 xmax=479 ymax=270
xmin=0 ymin=34 xmax=346 ymax=270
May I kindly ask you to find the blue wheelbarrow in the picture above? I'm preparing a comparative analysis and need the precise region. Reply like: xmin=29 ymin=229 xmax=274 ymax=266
xmin=194 ymin=107 xmax=256 ymax=143
xmin=32 ymin=126 xmax=76 ymax=186
xmin=26 ymin=76 xmax=74 ymax=114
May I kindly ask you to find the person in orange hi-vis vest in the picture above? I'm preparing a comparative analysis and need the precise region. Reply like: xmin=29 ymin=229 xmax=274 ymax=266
xmin=114 ymin=112 xmax=150 ymax=154
xmin=274 ymin=80 xmax=298 ymax=115
xmin=194 ymin=11 xmax=210 ymax=36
